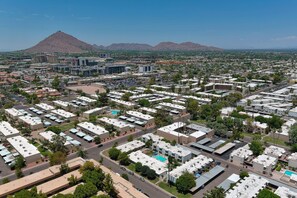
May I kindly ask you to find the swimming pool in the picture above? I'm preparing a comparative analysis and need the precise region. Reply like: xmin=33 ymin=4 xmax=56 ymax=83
xmin=153 ymin=155 xmax=167 ymax=162
xmin=111 ymin=109 xmax=120 ymax=115
xmin=285 ymin=170 xmax=297 ymax=177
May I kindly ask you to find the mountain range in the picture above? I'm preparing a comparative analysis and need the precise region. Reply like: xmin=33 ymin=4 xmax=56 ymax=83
xmin=24 ymin=31 xmax=222 ymax=53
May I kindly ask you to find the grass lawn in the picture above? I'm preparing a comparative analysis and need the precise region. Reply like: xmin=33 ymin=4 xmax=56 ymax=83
xmin=158 ymin=182 xmax=192 ymax=198
xmin=263 ymin=136 xmax=288 ymax=147
xmin=38 ymin=146 xmax=51 ymax=157
xmin=192 ymin=119 xmax=207 ymax=125
xmin=33 ymin=142 xmax=40 ymax=147
xmin=58 ymin=122 xmax=75 ymax=131
xmin=242 ymin=132 xmax=258 ymax=138
xmin=148 ymin=177 xmax=159 ymax=184
xmin=127 ymin=163 xmax=135 ymax=172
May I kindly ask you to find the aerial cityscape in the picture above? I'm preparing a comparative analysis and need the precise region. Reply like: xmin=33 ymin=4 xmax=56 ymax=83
xmin=1 ymin=1 xmax=297 ymax=198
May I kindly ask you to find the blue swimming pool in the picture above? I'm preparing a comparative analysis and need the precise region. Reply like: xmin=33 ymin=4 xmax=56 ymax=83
xmin=285 ymin=170 xmax=297 ymax=177
xmin=153 ymin=155 xmax=167 ymax=162
xmin=111 ymin=109 xmax=120 ymax=115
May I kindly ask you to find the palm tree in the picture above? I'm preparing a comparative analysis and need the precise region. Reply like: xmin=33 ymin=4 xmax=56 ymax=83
xmin=77 ymin=147 xmax=88 ymax=159
xmin=67 ymin=174 xmax=79 ymax=186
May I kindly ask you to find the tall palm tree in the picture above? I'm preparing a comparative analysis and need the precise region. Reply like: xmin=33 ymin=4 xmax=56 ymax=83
xmin=77 ymin=147 xmax=88 ymax=159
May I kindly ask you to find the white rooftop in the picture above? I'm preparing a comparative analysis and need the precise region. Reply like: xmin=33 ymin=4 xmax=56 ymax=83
xmin=5 ymin=108 xmax=24 ymax=117
xmin=129 ymin=151 xmax=167 ymax=175
xmin=53 ymin=100 xmax=70 ymax=107
xmin=264 ymin=145 xmax=286 ymax=157
xmin=77 ymin=96 xmax=96 ymax=103
xmin=141 ymin=133 xmax=164 ymax=142
xmin=110 ymin=98 xmax=135 ymax=107
xmin=230 ymin=146 xmax=253 ymax=159
xmin=116 ymin=140 xmax=145 ymax=153
xmin=51 ymin=109 xmax=75 ymax=119
xmin=83 ymin=107 xmax=107 ymax=114
xmin=158 ymin=122 xmax=188 ymax=138
xmin=126 ymin=111 xmax=154 ymax=121
xmin=275 ymin=186 xmax=297 ymax=198
xmin=226 ymin=174 xmax=268 ymax=198
xmin=39 ymin=131 xmax=71 ymax=146
xmin=36 ymin=103 xmax=54 ymax=111
xmin=189 ymin=131 xmax=206 ymax=139
xmin=0 ymin=121 xmax=20 ymax=137
xmin=19 ymin=115 xmax=42 ymax=126
xmin=139 ymin=107 xmax=157 ymax=114
xmin=7 ymin=136 xmax=40 ymax=158
xmin=169 ymin=155 xmax=213 ymax=179
xmin=252 ymin=154 xmax=277 ymax=167
xmin=99 ymin=117 xmax=133 ymax=129
xmin=288 ymin=152 xmax=297 ymax=161
xmin=159 ymin=102 xmax=186 ymax=111
xmin=153 ymin=140 xmax=192 ymax=157
xmin=77 ymin=122 xmax=108 ymax=136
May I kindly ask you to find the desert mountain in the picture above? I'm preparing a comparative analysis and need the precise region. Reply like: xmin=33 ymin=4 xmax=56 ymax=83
xmin=25 ymin=31 xmax=96 ymax=53
xmin=101 ymin=41 xmax=222 ymax=51
xmin=24 ymin=31 xmax=222 ymax=53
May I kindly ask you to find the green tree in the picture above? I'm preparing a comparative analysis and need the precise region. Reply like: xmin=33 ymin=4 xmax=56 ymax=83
xmin=89 ymin=115 xmax=97 ymax=123
xmin=96 ymin=93 xmax=109 ymax=107
xmin=15 ymin=168 xmax=23 ymax=178
xmin=203 ymin=187 xmax=225 ymax=198
xmin=140 ymin=165 xmax=150 ymax=177
xmin=94 ymin=136 xmax=101 ymax=144
xmin=79 ymin=161 xmax=95 ymax=173
xmin=77 ymin=148 xmax=88 ymax=159
xmin=15 ymin=156 xmax=26 ymax=169
xmin=138 ymin=99 xmax=150 ymax=107
xmin=52 ymin=193 xmax=74 ymax=198
xmin=149 ymin=76 xmax=155 ymax=85
xmin=146 ymin=169 xmax=157 ymax=180
xmin=257 ymin=189 xmax=280 ymax=198
xmin=186 ymin=98 xmax=199 ymax=120
xmin=103 ymin=173 xmax=117 ymax=197
xmin=46 ymin=126 xmax=62 ymax=134
xmin=250 ymin=140 xmax=263 ymax=156
xmin=49 ymin=151 xmax=67 ymax=165
xmin=291 ymin=144 xmax=297 ymax=152
xmin=118 ymin=152 xmax=130 ymax=166
xmin=289 ymin=124 xmax=297 ymax=144
xmin=60 ymin=163 xmax=70 ymax=174
xmin=51 ymin=76 xmax=61 ymax=90
xmin=13 ymin=187 xmax=47 ymax=198
xmin=74 ymin=182 xmax=98 ymax=198
xmin=135 ymin=162 xmax=142 ymax=172
xmin=239 ymin=171 xmax=249 ymax=179
xmin=82 ymin=169 xmax=105 ymax=189
xmin=2 ymin=178 xmax=9 ymax=184
xmin=121 ymin=173 xmax=129 ymax=181
xmin=176 ymin=172 xmax=196 ymax=194
xmin=127 ymin=135 xmax=134 ymax=142
xmin=145 ymin=139 xmax=153 ymax=148
xmin=68 ymin=174 xmax=79 ymax=186
xmin=108 ymin=147 xmax=121 ymax=160
xmin=49 ymin=135 xmax=68 ymax=153
xmin=121 ymin=92 xmax=132 ymax=101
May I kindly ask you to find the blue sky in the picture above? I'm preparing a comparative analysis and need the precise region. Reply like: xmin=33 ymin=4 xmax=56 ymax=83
xmin=1 ymin=0 xmax=297 ymax=50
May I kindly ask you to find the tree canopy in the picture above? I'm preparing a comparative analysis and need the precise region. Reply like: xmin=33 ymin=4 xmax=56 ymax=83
xmin=203 ymin=187 xmax=225 ymax=198
xmin=176 ymin=172 xmax=196 ymax=194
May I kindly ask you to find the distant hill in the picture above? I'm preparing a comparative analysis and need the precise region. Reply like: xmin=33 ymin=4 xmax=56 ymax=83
xmin=100 ymin=41 xmax=222 ymax=51
xmin=153 ymin=42 xmax=221 ymax=51
xmin=23 ymin=31 xmax=222 ymax=53
xmin=24 ymin=31 xmax=96 ymax=53
xmin=104 ymin=43 xmax=153 ymax=51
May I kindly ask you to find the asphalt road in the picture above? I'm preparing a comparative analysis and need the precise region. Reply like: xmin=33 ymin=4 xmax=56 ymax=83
xmin=0 ymin=128 xmax=170 ymax=198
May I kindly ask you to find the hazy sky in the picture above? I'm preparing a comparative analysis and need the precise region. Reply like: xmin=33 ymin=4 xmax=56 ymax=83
xmin=1 ymin=0 xmax=297 ymax=50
